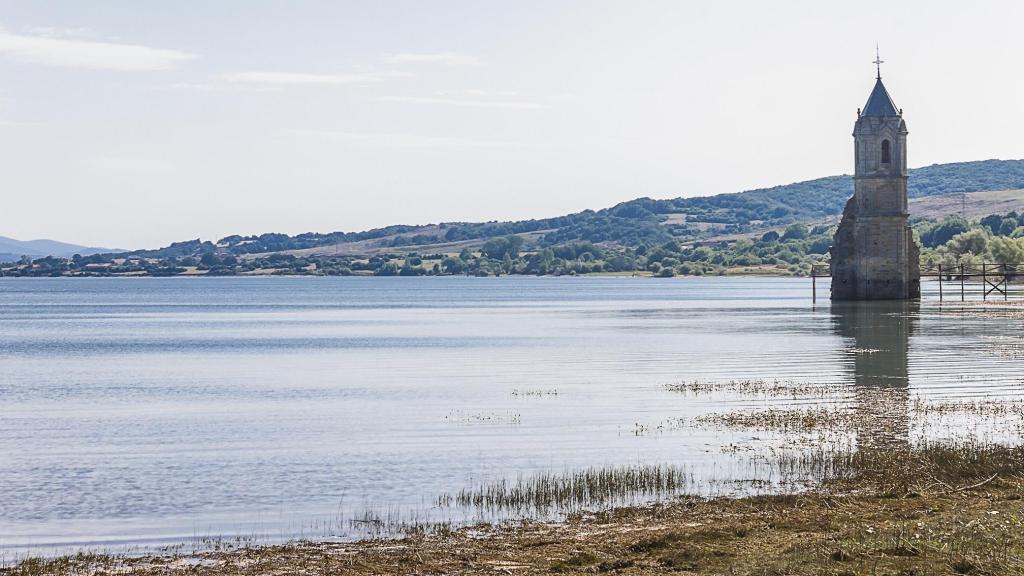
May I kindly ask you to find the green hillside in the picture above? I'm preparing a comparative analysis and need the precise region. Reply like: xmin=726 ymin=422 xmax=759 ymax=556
xmin=198 ymin=158 xmax=1024 ymax=255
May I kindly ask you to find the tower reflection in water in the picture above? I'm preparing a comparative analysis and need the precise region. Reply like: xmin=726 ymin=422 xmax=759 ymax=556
xmin=831 ymin=301 xmax=918 ymax=448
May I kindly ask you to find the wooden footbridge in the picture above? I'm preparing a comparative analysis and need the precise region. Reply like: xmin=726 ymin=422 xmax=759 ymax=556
xmin=811 ymin=263 xmax=1022 ymax=302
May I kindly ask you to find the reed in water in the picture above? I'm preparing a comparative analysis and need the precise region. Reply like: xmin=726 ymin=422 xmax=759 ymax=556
xmin=441 ymin=463 xmax=692 ymax=513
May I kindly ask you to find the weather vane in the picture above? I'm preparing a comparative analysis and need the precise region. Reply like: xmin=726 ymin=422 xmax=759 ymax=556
xmin=873 ymin=45 xmax=884 ymax=80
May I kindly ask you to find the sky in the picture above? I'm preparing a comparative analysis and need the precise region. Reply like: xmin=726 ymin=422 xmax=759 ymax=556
xmin=1 ymin=1 xmax=1022 ymax=249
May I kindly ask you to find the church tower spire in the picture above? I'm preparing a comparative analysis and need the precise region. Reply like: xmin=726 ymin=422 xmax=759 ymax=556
xmin=862 ymin=49 xmax=899 ymax=117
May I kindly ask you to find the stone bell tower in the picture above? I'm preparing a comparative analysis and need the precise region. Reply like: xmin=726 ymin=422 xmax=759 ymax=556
xmin=831 ymin=53 xmax=920 ymax=300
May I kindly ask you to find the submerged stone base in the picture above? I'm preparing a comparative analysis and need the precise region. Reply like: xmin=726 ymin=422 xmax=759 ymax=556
xmin=831 ymin=197 xmax=920 ymax=301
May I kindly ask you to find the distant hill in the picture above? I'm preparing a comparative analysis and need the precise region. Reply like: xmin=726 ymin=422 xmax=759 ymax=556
xmin=134 ymin=158 xmax=1020 ymax=259
xmin=0 ymin=236 xmax=122 ymax=263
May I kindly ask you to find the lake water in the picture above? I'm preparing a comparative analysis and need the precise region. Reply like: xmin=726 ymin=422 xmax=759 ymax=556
xmin=1 ymin=276 xmax=1022 ymax=556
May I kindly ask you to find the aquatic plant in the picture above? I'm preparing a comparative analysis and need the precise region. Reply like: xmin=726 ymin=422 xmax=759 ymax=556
xmin=663 ymin=378 xmax=845 ymax=399
xmin=695 ymin=407 xmax=859 ymax=433
xmin=911 ymin=397 xmax=1024 ymax=418
xmin=443 ymin=410 xmax=522 ymax=424
xmin=442 ymin=464 xmax=692 ymax=513
xmin=510 ymin=388 xmax=559 ymax=397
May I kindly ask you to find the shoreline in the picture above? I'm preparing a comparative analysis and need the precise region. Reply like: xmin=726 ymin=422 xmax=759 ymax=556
xmin=0 ymin=270 xmax=801 ymax=279
xmin=6 ymin=461 xmax=1023 ymax=575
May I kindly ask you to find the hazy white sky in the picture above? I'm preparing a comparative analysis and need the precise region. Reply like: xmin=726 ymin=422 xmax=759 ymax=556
xmin=1 ymin=0 xmax=1022 ymax=249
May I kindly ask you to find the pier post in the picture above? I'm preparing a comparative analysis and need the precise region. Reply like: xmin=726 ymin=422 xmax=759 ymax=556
xmin=982 ymin=263 xmax=987 ymax=300
xmin=1004 ymin=264 xmax=1009 ymax=301
xmin=938 ymin=264 xmax=943 ymax=301
xmin=960 ymin=264 xmax=965 ymax=301
xmin=812 ymin=267 xmax=816 ymax=303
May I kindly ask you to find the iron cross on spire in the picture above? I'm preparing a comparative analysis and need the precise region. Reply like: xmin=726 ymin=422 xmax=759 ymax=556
xmin=873 ymin=45 xmax=884 ymax=80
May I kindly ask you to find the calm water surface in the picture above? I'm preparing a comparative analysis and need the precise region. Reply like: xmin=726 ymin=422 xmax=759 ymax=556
xmin=0 ymin=276 xmax=1021 ymax=555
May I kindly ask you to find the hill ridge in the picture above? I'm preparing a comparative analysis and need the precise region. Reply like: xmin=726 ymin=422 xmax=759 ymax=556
xmin=189 ymin=158 xmax=1024 ymax=258
xmin=0 ymin=235 xmax=122 ymax=261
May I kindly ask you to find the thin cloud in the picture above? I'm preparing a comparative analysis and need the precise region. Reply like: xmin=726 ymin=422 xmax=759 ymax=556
xmin=152 ymin=81 xmax=282 ymax=93
xmin=219 ymin=71 xmax=385 ymax=86
xmin=0 ymin=27 xmax=195 ymax=71
xmin=81 ymin=155 xmax=174 ymax=176
xmin=26 ymin=27 xmax=96 ymax=39
xmin=378 ymin=95 xmax=546 ymax=110
xmin=435 ymin=89 xmax=519 ymax=97
xmin=384 ymin=52 xmax=479 ymax=66
xmin=290 ymin=129 xmax=511 ymax=149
